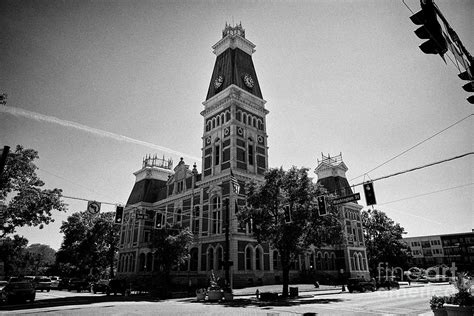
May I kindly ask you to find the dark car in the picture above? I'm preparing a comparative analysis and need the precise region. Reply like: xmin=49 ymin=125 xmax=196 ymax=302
xmin=106 ymin=279 xmax=128 ymax=296
xmin=376 ymin=277 xmax=400 ymax=290
xmin=91 ymin=279 xmax=109 ymax=294
xmin=33 ymin=276 xmax=52 ymax=292
xmin=347 ymin=278 xmax=376 ymax=293
xmin=68 ymin=278 xmax=90 ymax=292
xmin=57 ymin=278 xmax=69 ymax=290
xmin=1 ymin=281 xmax=35 ymax=304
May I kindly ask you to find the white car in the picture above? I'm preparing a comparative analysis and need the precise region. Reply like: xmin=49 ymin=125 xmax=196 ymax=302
xmin=49 ymin=276 xmax=60 ymax=288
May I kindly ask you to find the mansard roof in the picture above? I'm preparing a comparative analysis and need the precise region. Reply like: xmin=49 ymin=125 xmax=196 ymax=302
xmin=126 ymin=178 xmax=167 ymax=206
xmin=206 ymin=47 xmax=263 ymax=101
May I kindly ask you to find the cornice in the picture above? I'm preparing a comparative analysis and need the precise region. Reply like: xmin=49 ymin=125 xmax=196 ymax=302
xmin=201 ymin=86 xmax=268 ymax=117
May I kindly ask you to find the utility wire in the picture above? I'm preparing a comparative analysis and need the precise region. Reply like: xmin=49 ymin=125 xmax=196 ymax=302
xmin=351 ymin=152 xmax=473 ymax=187
xmin=350 ymin=114 xmax=473 ymax=182
xmin=379 ymin=182 xmax=473 ymax=206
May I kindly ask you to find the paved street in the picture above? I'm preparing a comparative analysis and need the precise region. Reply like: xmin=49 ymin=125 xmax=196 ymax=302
xmin=0 ymin=283 xmax=456 ymax=315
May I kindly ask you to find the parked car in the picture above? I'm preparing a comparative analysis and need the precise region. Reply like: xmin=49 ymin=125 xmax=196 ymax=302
xmin=0 ymin=281 xmax=8 ymax=303
xmin=106 ymin=279 xmax=128 ymax=296
xmin=91 ymin=279 xmax=109 ymax=294
xmin=68 ymin=278 xmax=90 ymax=292
xmin=1 ymin=281 xmax=35 ymax=304
xmin=49 ymin=276 xmax=60 ymax=288
xmin=376 ymin=277 xmax=400 ymax=290
xmin=33 ymin=276 xmax=52 ymax=292
xmin=57 ymin=278 xmax=69 ymax=290
xmin=347 ymin=278 xmax=376 ymax=293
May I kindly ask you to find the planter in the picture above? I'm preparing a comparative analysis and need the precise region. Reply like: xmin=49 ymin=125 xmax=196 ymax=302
xmin=223 ymin=292 xmax=234 ymax=301
xmin=444 ymin=304 xmax=474 ymax=316
xmin=196 ymin=292 xmax=206 ymax=301
xmin=431 ymin=308 xmax=447 ymax=316
xmin=207 ymin=290 xmax=223 ymax=301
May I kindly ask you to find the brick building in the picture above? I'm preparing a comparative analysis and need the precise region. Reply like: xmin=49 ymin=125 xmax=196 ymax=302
xmin=116 ymin=24 xmax=369 ymax=288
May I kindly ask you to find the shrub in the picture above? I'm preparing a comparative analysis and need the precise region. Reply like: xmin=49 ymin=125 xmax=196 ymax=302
xmin=430 ymin=295 xmax=446 ymax=309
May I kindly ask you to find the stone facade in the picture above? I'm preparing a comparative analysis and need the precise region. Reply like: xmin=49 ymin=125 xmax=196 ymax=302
xmin=116 ymin=25 xmax=370 ymax=288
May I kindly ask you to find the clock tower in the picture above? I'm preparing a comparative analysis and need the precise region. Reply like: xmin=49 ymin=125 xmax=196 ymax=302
xmin=201 ymin=22 xmax=269 ymax=181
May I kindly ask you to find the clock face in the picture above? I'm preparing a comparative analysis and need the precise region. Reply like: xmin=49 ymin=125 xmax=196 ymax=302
xmin=214 ymin=75 xmax=224 ymax=89
xmin=243 ymin=73 xmax=254 ymax=88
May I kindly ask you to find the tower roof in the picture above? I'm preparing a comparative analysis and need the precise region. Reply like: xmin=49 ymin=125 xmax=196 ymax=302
xmin=206 ymin=23 xmax=263 ymax=101
xmin=315 ymin=153 xmax=353 ymax=197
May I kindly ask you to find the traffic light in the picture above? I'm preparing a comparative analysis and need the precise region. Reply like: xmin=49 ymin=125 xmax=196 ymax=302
xmin=363 ymin=182 xmax=377 ymax=206
xmin=410 ymin=0 xmax=447 ymax=56
xmin=317 ymin=196 xmax=327 ymax=216
xmin=283 ymin=205 xmax=292 ymax=223
xmin=458 ymin=66 xmax=474 ymax=104
xmin=114 ymin=206 xmax=124 ymax=224
xmin=154 ymin=212 xmax=163 ymax=229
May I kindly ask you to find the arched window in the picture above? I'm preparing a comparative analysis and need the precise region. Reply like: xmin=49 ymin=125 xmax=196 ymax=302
xmin=255 ymin=246 xmax=263 ymax=270
xmin=354 ymin=253 xmax=360 ymax=271
xmin=243 ymin=113 xmax=247 ymax=125
xmin=146 ymin=253 xmax=153 ymax=271
xmin=245 ymin=246 xmax=253 ymax=270
xmin=190 ymin=248 xmax=198 ymax=271
xmin=123 ymin=256 xmax=130 ymax=272
xmin=258 ymin=119 xmax=263 ymax=130
xmin=225 ymin=111 xmax=230 ymax=122
xmin=176 ymin=209 xmax=182 ymax=225
xmin=206 ymin=121 xmax=211 ymax=132
xmin=220 ymin=113 xmax=225 ymax=124
xmin=207 ymin=247 xmax=214 ymax=271
xmin=316 ymin=252 xmax=323 ymax=270
xmin=217 ymin=247 xmax=223 ymax=270
xmin=216 ymin=115 xmax=220 ymax=126
xmin=139 ymin=253 xmax=146 ymax=271
xmin=236 ymin=110 xmax=241 ymax=121
xmin=253 ymin=117 xmax=257 ymax=128
xmin=272 ymin=250 xmax=279 ymax=270
xmin=211 ymin=196 xmax=221 ymax=234
xmin=323 ymin=252 xmax=329 ymax=270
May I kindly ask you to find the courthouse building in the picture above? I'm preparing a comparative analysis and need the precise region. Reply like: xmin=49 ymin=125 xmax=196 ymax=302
xmin=116 ymin=24 xmax=369 ymax=287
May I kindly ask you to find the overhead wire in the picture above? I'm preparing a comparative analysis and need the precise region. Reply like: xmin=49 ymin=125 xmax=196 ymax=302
xmin=350 ymin=114 xmax=473 ymax=182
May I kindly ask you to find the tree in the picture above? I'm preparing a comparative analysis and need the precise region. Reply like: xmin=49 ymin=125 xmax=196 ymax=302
xmin=56 ymin=211 xmax=120 ymax=278
xmin=0 ymin=235 xmax=28 ymax=276
xmin=149 ymin=226 xmax=194 ymax=289
xmin=237 ymin=167 xmax=342 ymax=297
xmin=24 ymin=243 xmax=56 ymax=276
xmin=0 ymin=145 xmax=66 ymax=237
xmin=361 ymin=209 xmax=411 ymax=276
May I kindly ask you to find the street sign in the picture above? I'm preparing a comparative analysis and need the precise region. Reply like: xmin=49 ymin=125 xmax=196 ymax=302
xmin=332 ymin=193 xmax=361 ymax=205
xmin=87 ymin=201 xmax=101 ymax=215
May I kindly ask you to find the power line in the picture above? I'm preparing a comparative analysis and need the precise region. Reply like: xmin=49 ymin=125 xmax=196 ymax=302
xmin=351 ymin=152 xmax=473 ymax=187
xmin=379 ymin=182 xmax=473 ymax=206
xmin=350 ymin=114 xmax=473 ymax=182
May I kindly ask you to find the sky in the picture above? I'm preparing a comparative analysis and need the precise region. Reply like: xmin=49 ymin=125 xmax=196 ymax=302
xmin=1 ymin=0 xmax=472 ymax=251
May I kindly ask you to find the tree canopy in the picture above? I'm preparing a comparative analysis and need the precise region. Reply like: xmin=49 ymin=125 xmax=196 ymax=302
xmin=0 ymin=145 xmax=66 ymax=237
xmin=361 ymin=208 xmax=411 ymax=275
xmin=56 ymin=211 xmax=119 ymax=278
xmin=0 ymin=235 xmax=29 ymax=276
xmin=237 ymin=167 xmax=342 ymax=296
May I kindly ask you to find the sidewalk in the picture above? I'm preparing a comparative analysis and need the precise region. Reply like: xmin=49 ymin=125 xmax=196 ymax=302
xmin=232 ymin=282 xmax=429 ymax=297
xmin=233 ymin=283 xmax=342 ymax=298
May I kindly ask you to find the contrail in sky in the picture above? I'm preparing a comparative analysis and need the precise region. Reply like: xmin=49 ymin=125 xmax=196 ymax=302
xmin=1 ymin=106 xmax=202 ymax=162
